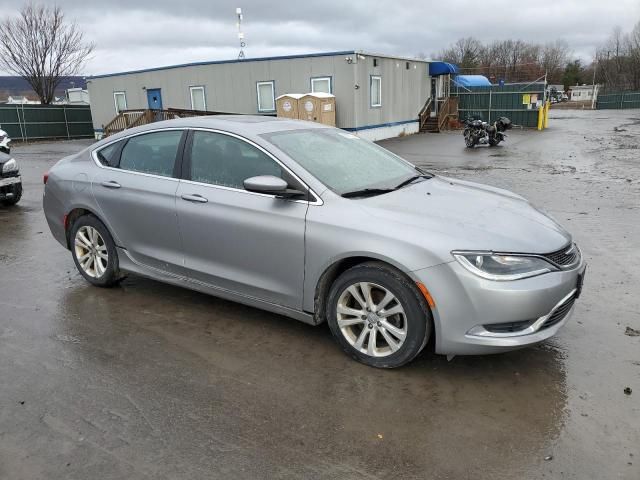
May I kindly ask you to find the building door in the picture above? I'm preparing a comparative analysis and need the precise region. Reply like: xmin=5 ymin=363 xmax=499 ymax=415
xmin=146 ymin=88 xmax=163 ymax=110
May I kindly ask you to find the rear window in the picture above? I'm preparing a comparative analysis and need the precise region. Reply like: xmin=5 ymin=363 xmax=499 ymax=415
xmin=96 ymin=141 xmax=122 ymax=167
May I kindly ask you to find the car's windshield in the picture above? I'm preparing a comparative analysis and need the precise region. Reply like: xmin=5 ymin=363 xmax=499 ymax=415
xmin=262 ymin=128 xmax=424 ymax=195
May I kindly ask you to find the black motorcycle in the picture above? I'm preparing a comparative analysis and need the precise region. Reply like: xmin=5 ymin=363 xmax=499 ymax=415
xmin=463 ymin=116 xmax=512 ymax=148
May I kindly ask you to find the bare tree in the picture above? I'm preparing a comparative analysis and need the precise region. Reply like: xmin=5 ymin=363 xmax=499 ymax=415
xmin=0 ymin=2 xmax=94 ymax=104
xmin=438 ymin=37 xmax=482 ymax=68
xmin=541 ymin=40 xmax=570 ymax=83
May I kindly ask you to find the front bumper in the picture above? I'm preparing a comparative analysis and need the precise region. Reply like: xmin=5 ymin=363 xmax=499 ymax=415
xmin=412 ymin=257 xmax=586 ymax=355
xmin=0 ymin=175 xmax=21 ymax=188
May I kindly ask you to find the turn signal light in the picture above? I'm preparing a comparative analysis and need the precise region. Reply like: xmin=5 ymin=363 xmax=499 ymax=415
xmin=416 ymin=282 xmax=436 ymax=309
xmin=43 ymin=172 xmax=49 ymax=184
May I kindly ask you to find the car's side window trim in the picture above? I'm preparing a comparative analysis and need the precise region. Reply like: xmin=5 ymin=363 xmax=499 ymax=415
xmin=181 ymin=127 xmax=322 ymax=205
xmin=91 ymin=128 xmax=188 ymax=182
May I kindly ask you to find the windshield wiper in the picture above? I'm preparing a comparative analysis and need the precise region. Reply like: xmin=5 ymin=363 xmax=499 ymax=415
xmin=393 ymin=174 xmax=430 ymax=190
xmin=341 ymin=188 xmax=395 ymax=198
xmin=342 ymin=173 xmax=432 ymax=198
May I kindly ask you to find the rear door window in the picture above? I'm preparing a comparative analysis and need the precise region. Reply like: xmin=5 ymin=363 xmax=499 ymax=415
xmin=119 ymin=130 xmax=184 ymax=177
xmin=96 ymin=141 xmax=123 ymax=167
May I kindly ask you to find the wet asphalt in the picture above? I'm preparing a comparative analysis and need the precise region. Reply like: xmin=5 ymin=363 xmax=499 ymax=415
xmin=0 ymin=109 xmax=638 ymax=479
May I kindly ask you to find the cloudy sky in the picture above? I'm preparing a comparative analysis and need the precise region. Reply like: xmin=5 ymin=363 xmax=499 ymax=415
xmin=0 ymin=0 xmax=638 ymax=75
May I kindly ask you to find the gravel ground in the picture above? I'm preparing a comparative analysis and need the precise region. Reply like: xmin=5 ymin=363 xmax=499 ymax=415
xmin=0 ymin=109 xmax=638 ymax=479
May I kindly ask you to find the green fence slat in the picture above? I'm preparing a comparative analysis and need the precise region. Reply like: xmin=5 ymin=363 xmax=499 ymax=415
xmin=0 ymin=105 xmax=93 ymax=140
xmin=451 ymin=82 xmax=545 ymax=127
xmin=597 ymin=91 xmax=640 ymax=110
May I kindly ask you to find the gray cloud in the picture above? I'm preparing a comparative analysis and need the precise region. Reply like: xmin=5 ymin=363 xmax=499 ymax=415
xmin=0 ymin=0 xmax=638 ymax=75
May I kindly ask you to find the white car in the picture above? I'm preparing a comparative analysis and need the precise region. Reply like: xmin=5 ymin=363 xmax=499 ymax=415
xmin=0 ymin=127 xmax=11 ymax=154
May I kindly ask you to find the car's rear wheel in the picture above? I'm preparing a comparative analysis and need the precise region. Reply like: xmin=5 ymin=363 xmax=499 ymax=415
xmin=70 ymin=215 xmax=120 ymax=287
xmin=326 ymin=262 xmax=432 ymax=368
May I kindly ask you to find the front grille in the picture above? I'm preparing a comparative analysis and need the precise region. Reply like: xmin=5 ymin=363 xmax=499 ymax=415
xmin=484 ymin=319 xmax=534 ymax=334
xmin=543 ymin=244 xmax=579 ymax=267
xmin=0 ymin=170 xmax=19 ymax=179
xmin=540 ymin=295 xmax=576 ymax=330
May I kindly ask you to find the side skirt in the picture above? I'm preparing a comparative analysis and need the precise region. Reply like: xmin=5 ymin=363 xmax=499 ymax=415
xmin=116 ymin=247 xmax=316 ymax=325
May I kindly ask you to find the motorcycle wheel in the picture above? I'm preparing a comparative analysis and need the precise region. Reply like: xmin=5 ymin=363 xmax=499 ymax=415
xmin=464 ymin=130 xmax=475 ymax=148
xmin=489 ymin=139 xmax=501 ymax=146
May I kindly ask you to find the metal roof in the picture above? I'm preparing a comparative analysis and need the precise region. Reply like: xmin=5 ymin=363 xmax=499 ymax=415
xmin=87 ymin=50 xmax=428 ymax=80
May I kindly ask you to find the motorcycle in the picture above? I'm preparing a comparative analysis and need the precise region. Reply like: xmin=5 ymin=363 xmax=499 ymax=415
xmin=0 ymin=126 xmax=11 ymax=154
xmin=463 ymin=116 xmax=512 ymax=148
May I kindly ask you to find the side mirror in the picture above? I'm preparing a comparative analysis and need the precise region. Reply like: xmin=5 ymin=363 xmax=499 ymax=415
xmin=243 ymin=175 xmax=307 ymax=199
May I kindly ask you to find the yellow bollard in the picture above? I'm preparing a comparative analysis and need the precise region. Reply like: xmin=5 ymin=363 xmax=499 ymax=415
xmin=544 ymin=100 xmax=550 ymax=129
xmin=537 ymin=106 xmax=544 ymax=131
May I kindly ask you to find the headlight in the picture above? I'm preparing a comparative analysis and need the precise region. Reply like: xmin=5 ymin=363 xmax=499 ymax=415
xmin=2 ymin=158 xmax=17 ymax=173
xmin=452 ymin=252 xmax=557 ymax=281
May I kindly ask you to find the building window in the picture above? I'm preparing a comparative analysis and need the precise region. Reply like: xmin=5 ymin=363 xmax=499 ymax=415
xmin=256 ymin=81 xmax=275 ymax=112
xmin=311 ymin=77 xmax=332 ymax=94
xmin=373 ymin=58 xmax=378 ymax=67
xmin=370 ymin=76 xmax=382 ymax=107
xmin=406 ymin=62 xmax=410 ymax=70
xmin=190 ymin=86 xmax=206 ymax=111
xmin=113 ymin=91 xmax=127 ymax=114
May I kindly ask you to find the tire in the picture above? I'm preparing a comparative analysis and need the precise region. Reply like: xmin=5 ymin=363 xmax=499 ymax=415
xmin=70 ymin=214 xmax=120 ymax=287
xmin=1 ymin=182 xmax=22 ymax=206
xmin=463 ymin=129 xmax=475 ymax=148
xmin=489 ymin=138 xmax=501 ymax=147
xmin=326 ymin=262 xmax=432 ymax=368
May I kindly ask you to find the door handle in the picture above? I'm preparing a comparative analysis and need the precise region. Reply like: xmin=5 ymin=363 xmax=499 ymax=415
xmin=181 ymin=194 xmax=208 ymax=203
xmin=101 ymin=181 xmax=121 ymax=189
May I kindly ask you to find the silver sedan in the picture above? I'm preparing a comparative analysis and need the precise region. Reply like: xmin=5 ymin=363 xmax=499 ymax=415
xmin=43 ymin=116 xmax=586 ymax=367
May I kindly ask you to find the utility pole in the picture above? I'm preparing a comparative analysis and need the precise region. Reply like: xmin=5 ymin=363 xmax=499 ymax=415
xmin=591 ymin=52 xmax=598 ymax=109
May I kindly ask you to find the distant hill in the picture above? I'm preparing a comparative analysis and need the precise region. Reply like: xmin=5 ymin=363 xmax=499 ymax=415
xmin=0 ymin=76 xmax=87 ymax=101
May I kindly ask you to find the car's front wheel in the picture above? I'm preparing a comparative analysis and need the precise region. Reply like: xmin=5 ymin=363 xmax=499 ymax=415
xmin=326 ymin=262 xmax=432 ymax=368
xmin=70 ymin=215 xmax=120 ymax=287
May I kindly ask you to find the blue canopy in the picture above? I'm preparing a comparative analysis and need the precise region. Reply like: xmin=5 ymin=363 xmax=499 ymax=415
xmin=429 ymin=62 xmax=459 ymax=76
xmin=452 ymin=75 xmax=492 ymax=87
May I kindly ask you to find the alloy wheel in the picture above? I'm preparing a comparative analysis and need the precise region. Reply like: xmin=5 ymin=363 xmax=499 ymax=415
xmin=336 ymin=282 xmax=407 ymax=357
xmin=74 ymin=226 xmax=108 ymax=278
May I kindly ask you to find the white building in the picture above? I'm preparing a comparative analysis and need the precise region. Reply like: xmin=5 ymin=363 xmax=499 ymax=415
xmin=66 ymin=88 xmax=90 ymax=105
xmin=5 ymin=95 xmax=40 ymax=104
xmin=569 ymin=84 xmax=599 ymax=102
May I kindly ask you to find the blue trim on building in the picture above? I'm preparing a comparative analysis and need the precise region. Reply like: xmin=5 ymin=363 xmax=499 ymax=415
xmin=88 ymin=51 xmax=357 ymax=80
xmin=342 ymin=119 xmax=417 ymax=132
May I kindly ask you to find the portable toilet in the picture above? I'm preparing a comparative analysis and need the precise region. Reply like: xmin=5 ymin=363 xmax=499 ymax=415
xmin=298 ymin=93 xmax=336 ymax=126
xmin=276 ymin=94 xmax=303 ymax=120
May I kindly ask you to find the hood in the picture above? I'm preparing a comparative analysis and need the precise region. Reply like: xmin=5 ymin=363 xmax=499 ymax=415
xmin=357 ymin=176 xmax=571 ymax=255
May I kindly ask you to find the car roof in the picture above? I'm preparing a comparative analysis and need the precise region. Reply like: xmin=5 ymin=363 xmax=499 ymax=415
xmin=101 ymin=115 xmax=331 ymax=146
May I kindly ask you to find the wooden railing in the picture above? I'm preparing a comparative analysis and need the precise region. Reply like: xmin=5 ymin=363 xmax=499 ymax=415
xmin=437 ymin=97 xmax=459 ymax=131
xmin=418 ymin=97 xmax=433 ymax=131
xmin=102 ymin=108 xmax=242 ymax=137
